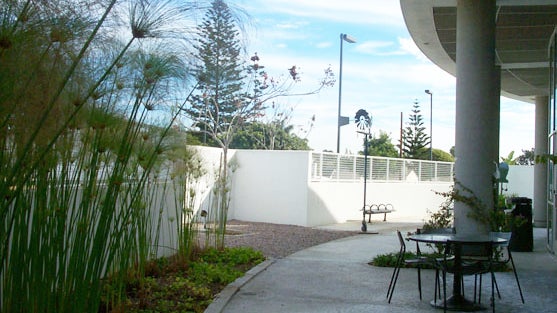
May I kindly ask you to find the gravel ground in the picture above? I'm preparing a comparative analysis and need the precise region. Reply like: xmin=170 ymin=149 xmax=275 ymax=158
xmin=220 ymin=220 xmax=359 ymax=258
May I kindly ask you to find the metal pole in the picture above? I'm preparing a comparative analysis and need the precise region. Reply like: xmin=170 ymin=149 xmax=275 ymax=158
xmin=337 ymin=34 xmax=344 ymax=154
xmin=363 ymin=135 xmax=368 ymax=208
xmin=362 ymin=134 xmax=369 ymax=232
xmin=425 ymin=90 xmax=433 ymax=160
xmin=430 ymin=93 xmax=432 ymax=160
xmin=337 ymin=33 xmax=356 ymax=153
xmin=399 ymin=112 xmax=403 ymax=158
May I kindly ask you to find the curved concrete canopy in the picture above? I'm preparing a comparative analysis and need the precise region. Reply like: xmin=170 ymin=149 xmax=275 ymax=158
xmin=400 ymin=0 xmax=557 ymax=103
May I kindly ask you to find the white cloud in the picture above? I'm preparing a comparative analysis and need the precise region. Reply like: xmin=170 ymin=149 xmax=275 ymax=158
xmin=276 ymin=21 xmax=309 ymax=29
xmin=316 ymin=41 xmax=333 ymax=49
xmin=398 ymin=37 xmax=430 ymax=61
xmin=242 ymin=0 xmax=405 ymax=27
xmin=354 ymin=41 xmax=395 ymax=55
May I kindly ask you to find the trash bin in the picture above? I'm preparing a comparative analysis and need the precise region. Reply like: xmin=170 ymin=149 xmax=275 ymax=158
xmin=509 ymin=197 xmax=533 ymax=252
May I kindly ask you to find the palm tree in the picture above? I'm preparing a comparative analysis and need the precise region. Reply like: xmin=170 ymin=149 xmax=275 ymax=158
xmin=501 ymin=151 xmax=518 ymax=165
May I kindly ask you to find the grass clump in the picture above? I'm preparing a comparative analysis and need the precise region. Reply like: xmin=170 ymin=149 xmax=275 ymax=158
xmin=370 ymin=251 xmax=509 ymax=272
xmin=371 ymin=252 xmax=439 ymax=269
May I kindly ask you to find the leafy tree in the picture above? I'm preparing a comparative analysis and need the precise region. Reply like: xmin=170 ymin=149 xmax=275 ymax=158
xmin=183 ymin=130 xmax=206 ymax=146
xmin=400 ymin=100 xmax=431 ymax=159
xmin=363 ymin=131 xmax=398 ymax=157
xmin=229 ymin=100 xmax=314 ymax=150
xmin=231 ymin=121 xmax=310 ymax=150
xmin=432 ymin=148 xmax=455 ymax=162
xmin=517 ymin=148 xmax=535 ymax=165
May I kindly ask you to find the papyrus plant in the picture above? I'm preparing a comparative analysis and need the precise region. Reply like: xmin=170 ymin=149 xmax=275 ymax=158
xmin=0 ymin=1 xmax=200 ymax=312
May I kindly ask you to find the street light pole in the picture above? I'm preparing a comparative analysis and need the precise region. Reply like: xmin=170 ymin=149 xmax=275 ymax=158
xmin=337 ymin=33 xmax=356 ymax=153
xmin=425 ymin=89 xmax=433 ymax=160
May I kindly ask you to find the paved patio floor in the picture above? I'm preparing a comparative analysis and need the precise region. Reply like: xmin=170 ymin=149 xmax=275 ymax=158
xmin=207 ymin=221 xmax=557 ymax=313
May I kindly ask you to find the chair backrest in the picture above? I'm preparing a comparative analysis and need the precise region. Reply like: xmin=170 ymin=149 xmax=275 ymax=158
xmin=419 ymin=227 xmax=455 ymax=235
xmin=449 ymin=240 xmax=493 ymax=261
xmin=396 ymin=230 xmax=406 ymax=254
xmin=416 ymin=228 xmax=455 ymax=255
xmin=489 ymin=231 xmax=512 ymax=262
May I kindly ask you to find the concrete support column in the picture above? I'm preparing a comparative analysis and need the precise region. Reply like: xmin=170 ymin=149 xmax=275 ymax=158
xmin=534 ymin=95 xmax=549 ymax=227
xmin=454 ymin=0 xmax=499 ymax=236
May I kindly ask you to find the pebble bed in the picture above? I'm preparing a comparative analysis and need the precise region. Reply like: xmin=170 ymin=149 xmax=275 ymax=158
xmin=221 ymin=220 xmax=358 ymax=258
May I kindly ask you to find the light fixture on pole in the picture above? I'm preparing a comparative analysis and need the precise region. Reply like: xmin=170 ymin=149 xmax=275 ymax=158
xmin=337 ymin=33 xmax=357 ymax=153
xmin=425 ymin=89 xmax=433 ymax=160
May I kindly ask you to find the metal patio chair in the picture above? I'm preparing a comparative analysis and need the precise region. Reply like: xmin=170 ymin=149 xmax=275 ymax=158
xmin=387 ymin=230 xmax=436 ymax=303
xmin=436 ymin=240 xmax=496 ymax=313
xmin=488 ymin=231 xmax=525 ymax=304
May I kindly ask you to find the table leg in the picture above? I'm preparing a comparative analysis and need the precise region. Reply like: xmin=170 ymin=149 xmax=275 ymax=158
xmin=430 ymin=273 xmax=483 ymax=311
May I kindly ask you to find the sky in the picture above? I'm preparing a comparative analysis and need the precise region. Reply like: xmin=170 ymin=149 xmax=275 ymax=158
xmin=234 ymin=0 xmax=536 ymax=158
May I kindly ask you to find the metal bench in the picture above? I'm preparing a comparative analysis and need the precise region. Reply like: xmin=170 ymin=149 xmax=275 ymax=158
xmin=362 ymin=203 xmax=394 ymax=222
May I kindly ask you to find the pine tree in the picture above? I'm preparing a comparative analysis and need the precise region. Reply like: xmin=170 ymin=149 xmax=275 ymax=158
xmin=183 ymin=0 xmax=264 ymax=249
xmin=401 ymin=100 xmax=431 ymax=159
xmin=185 ymin=0 xmax=247 ymax=147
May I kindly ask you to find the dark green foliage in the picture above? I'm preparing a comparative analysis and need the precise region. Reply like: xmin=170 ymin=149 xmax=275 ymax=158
xmin=423 ymin=209 xmax=453 ymax=232
xmin=185 ymin=131 xmax=205 ymax=146
xmin=400 ymin=100 xmax=431 ymax=159
xmin=517 ymin=148 xmax=535 ymax=165
xmin=230 ymin=121 xmax=310 ymax=150
xmin=103 ymin=247 xmax=265 ymax=313
xmin=421 ymin=196 xmax=454 ymax=254
xmin=432 ymin=148 xmax=455 ymax=162
xmin=371 ymin=252 xmax=439 ymax=269
xmin=433 ymin=181 xmax=526 ymax=234
xmin=363 ymin=131 xmax=399 ymax=157
xmin=423 ymin=203 xmax=454 ymax=232
xmin=371 ymin=251 xmax=509 ymax=272
xmin=372 ymin=252 xmax=412 ymax=267
xmin=501 ymin=148 xmax=536 ymax=165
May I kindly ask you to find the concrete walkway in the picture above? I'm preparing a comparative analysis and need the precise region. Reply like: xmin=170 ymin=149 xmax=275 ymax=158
xmin=207 ymin=220 xmax=557 ymax=313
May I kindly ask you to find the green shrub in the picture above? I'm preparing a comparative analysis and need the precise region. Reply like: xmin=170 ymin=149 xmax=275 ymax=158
xmin=200 ymin=246 xmax=265 ymax=265
xmin=371 ymin=252 xmax=437 ymax=269
xmin=371 ymin=251 xmax=509 ymax=272
xmin=102 ymin=246 xmax=265 ymax=313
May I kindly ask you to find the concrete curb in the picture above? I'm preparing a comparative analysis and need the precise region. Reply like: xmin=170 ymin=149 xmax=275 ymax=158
xmin=204 ymin=258 xmax=277 ymax=313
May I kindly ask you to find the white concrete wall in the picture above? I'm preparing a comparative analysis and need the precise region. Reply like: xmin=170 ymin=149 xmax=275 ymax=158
xmin=307 ymin=182 xmax=452 ymax=226
xmin=191 ymin=147 xmax=535 ymax=227
xmin=504 ymin=165 xmax=534 ymax=200
xmin=229 ymin=150 xmax=310 ymax=225
xmin=192 ymin=146 xmax=237 ymax=215
xmin=225 ymin=148 xmax=453 ymax=226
